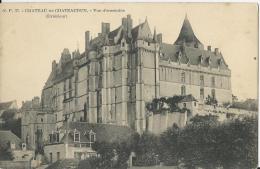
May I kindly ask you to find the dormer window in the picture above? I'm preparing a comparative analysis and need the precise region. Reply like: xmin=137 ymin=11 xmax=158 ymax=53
xmin=74 ymin=130 xmax=80 ymax=142
xmin=89 ymin=130 xmax=96 ymax=143
xmin=22 ymin=143 xmax=26 ymax=151
xmin=122 ymin=42 xmax=125 ymax=47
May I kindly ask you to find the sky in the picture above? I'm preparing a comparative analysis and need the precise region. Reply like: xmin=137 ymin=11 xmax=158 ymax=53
xmin=0 ymin=3 xmax=258 ymax=107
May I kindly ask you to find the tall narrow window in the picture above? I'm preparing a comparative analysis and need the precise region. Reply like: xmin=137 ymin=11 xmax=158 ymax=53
xmin=200 ymin=88 xmax=204 ymax=100
xmin=181 ymin=85 xmax=186 ymax=96
xmin=49 ymin=153 xmax=53 ymax=163
xmin=69 ymin=78 xmax=72 ymax=98
xmin=74 ymin=131 xmax=80 ymax=142
xmin=84 ymin=102 xmax=88 ymax=122
xmin=200 ymin=75 xmax=204 ymax=86
xmin=211 ymin=89 xmax=216 ymax=99
xmin=57 ymin=152 xmax=60 ymax=160
xmin=64 ymin=81 xmax=66 ymax=100
xmin=181 ymin=72 xmax=185 ymax=83
xmin=211 ymin=76 xmax=215 ymax=88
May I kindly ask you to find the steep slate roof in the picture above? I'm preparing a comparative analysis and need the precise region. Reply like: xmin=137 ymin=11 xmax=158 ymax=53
xmin=0 ymin=130 xmax=23 ymax=150
xmin=0 ymin=101 xmax=17 ymax=111
xmin=60 ymin=122 xmax=134 ymax=143
xmin=174 ymin=15 xmax=203 ymax=48
xmin=44 ymin=60 xmax=74 ymax=88
xmin=160 ymin=43 xmax=229 ymax=69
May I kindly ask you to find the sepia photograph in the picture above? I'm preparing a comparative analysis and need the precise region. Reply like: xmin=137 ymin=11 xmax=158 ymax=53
xmin=0 ymin=3 xmax=258 ymax=169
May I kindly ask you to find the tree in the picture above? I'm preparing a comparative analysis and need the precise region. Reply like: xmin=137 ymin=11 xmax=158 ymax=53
xmin=91 ymin=140 xmax=132 ymax=169
xmin=0 ymin=109 xmax=21 ymax=138
xmin=159 ymin=123 xmax=180 ymax=166
xmin=133 ymin=132 xmax=160 ymax=166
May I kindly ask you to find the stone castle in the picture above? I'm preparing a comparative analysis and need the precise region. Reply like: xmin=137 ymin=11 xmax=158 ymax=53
xmin=39 ymin=14 xmax=231 ymax=133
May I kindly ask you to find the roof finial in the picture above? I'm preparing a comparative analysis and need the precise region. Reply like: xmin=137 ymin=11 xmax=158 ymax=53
xmin=145 ymin=16 xmax=148 ymax=22
xmin=153 ymin=27 xmax=157 ymax=42
xmin=185 ymin=13 xmax=188 ymax=20
xmin=76 ymin=41 xmax=79 ymax=51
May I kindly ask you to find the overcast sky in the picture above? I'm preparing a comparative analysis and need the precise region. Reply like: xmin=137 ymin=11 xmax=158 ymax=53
xmin=0 ymin=3 xmax=258 ymax=106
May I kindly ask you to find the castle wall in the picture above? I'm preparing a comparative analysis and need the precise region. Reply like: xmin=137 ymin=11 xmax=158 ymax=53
xmin=158 ymin=62 xmax=232 ymax=103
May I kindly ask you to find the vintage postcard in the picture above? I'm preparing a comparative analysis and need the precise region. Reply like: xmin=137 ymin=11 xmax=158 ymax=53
xmin=0 ymin=3 xmax=258 ymax=169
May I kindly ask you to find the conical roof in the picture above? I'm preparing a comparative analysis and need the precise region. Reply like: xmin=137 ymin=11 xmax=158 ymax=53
xmin=174 ymin=16 xmax=203 ymax=48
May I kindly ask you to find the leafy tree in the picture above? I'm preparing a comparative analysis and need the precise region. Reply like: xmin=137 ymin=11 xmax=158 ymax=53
xmin=133 ymin=132 xmax=160 ymax=166
xmin=205 ymin=95 xmax=218 ymax=105
xmin=159 ymin=123 xmax=180 ymax=166
xmin=91 ymin=140 xmax=132 ymax=169
xmin=0 ymin=109 xmax=21 ymax=138
xmin=0 ymin=143 xmax=13 ymax=160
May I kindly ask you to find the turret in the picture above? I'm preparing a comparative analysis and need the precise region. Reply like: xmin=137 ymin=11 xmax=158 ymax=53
xmin=174 ymin=15 xmax=204 ymax=49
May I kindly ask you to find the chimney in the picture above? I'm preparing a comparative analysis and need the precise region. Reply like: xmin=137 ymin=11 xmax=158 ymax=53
xmin=122 ymin=17 xmax=127 ymax=30
xmin=102 ymin=22 xmax=110 ymax=35
xmin=157 ymin=33 xmax=162 ymax=43
xmin=214 ymin=48 xmax=219 ymax=54
xmin=207 ymin=46 xmax=211 ymax=51
xmin=85 ymin=31 xmax=90 ymax=52
xmin=127 ymin=15 xmax=133 ymax=36
xmin=52 ymin=60 xmax=57 ymax=74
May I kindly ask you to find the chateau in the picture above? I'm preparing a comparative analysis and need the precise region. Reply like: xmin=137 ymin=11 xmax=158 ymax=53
xmin=39 ymin=15 xmax=232 ymax=133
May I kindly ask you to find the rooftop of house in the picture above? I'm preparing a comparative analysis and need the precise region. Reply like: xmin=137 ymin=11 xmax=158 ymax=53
xmin=0 ymin=130 xmax=32 ymax=150
xmin=0 ymin=100 xmax=17 ymax=111
xmin=57 ymin=122 xmax=134 ymax=144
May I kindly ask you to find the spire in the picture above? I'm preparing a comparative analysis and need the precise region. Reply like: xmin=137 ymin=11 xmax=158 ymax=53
xmin=174 ymin=15 xmax=204 ymax=49
xmin=145 ymin=16 xmax=148 ymax=23
xmin=153 ymin=27 xmax=157 ymax=42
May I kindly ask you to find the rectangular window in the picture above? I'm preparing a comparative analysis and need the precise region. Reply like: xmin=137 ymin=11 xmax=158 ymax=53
xmin=49 ymin=153 xmax=53 ymax=163
xmin=200 ymin=88 xmax=204 ymax=100
xmin=69 ymin=78 xmax=72 ymax=98
xmin=212 ymin=77 xmax=215 ymax=87
xmin=74 ymin=132 xmax=80 ymax=142
xmin=57 ymin=152 xmax=60 ymax=160
xmin=64 ymin=81 xmax=66 ymax=100
xmin=200 ymin=75 xmax=204 ymax=86
xmin=181 ymin=72 xmax=185 ymax=83
xmin=181 ymin=85 xmax=186 ymax=96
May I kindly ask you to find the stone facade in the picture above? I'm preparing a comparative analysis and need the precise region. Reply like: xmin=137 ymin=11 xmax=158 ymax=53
xmin=40 ymin=15 xmax=232 ymax=133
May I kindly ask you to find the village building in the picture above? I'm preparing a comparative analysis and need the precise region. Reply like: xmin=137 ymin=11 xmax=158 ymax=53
xmin=44 ymin=122 xmax=133 ymax=163
xmin=0 ymin=130 xmax=34 ymax=161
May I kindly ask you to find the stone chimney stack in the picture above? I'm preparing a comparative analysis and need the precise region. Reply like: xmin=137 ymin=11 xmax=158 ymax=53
xmin=214 ymin=48 xmax=219 ymax=54
xmin=207 ymin=46 xmax=211 ymax=51
xmin=52 ymin=60 xmax=57 ymax=76
xmin=127 ymin=15 xmax=133 ymax=37
xmin=85 ymin=31 xmax=90 ymax=52
xmin=102 ymin=22 xmax=110 ymax=35
xmin=157 ymin=33 xmax=162 ymax=43
xmin=122 ymin=15 xmax=133 ymax=37
xmin=122 ymin=17 xmax=127 ymax=30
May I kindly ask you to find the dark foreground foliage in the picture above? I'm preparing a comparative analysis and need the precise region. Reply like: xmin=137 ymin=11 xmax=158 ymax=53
xmin=77 ymin=115 xmax=257 ymax=169
xmin=159 ymin=115 xmax=257 ymax=169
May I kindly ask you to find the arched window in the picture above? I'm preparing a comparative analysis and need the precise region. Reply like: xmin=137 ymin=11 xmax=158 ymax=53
xmin=181 ymin=85 xmax=186 ymax=96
